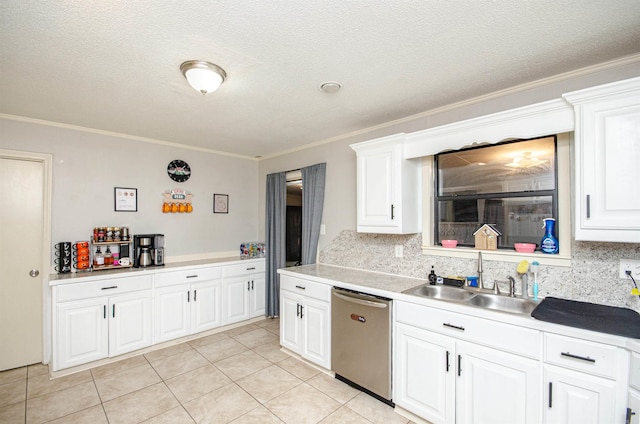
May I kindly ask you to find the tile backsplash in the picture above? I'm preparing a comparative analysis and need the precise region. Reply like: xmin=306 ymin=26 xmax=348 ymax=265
xmin=319 ymin=230 xmax=640 ymax=312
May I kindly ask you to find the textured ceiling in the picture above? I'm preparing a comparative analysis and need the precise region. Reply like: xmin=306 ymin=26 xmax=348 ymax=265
xmin=1 ymin=1 xmax=639 ymax=158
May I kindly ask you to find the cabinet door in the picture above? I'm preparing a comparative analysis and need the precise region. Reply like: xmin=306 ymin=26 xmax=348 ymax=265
xmin=544 ymin=364 xmax=617 ymax=424
xmin=154 ymin=285 xmax=190 ymax=343
xmin=109 ymin=291 xmax=152 ymax=357
xmin=457 ymin=341 xmax=540 ymax=424
xmin=629 ymin=389 xmax=640 ymax=424
xmin=56 ymin=298 xmax=108 ymax=370
xmin=249 ymin=273 xmax=265 ymax=318
xmin=223 ymin=275 xmax=250 ymax=325
xmin=357 ymin=145 xmax=397 ymax=229
xmin=301 ymin=297 xmax=330 ymax=369
xmin=191 ymin=280 xmax=222 ymax=334
xmin=280 ymin=290 xmax=302 ymax=353
xmin=394 ymin=323 xmax=455 ymax=424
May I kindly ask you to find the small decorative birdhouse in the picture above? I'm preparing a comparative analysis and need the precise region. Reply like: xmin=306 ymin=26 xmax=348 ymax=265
xmin=473 ymin=224 xmax=501 ymax=250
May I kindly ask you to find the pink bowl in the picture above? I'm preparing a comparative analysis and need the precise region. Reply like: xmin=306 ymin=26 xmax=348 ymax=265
xmin=441 ymin=239 xmax=458 ymax=248
xmin=514 ymin=243 xmax=536 ymax=253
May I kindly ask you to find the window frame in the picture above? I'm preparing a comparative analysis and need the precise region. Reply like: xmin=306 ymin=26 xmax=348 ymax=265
xmin=433 ymin=136 xmax=559 ymax=249
xmin=421 ymin=133 xmax=572 ymax=267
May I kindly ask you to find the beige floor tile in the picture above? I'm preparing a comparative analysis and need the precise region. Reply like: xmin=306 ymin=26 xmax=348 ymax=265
xmin=233 ymin=328 xmax=279 ymax=349
xmin=229 ymin=405 xmax=283 ymax=423
xmin=252 ymin=342 xmax=290 ymax=363
xmin=187 ymin=331 xmax=230 ymax=349
xmin=0 ymin=400 xmax=25 ymax=424
xmin=184 ymin=383 xmax=260 ymax=424
xmin=261 ymin=319 xmax=280 ymax=335
xmin=27 ymin=370 xmax=92 ymax=399
xmin=140 ymin=406 xmax=195 ymax=423
xmin=277 ymin=356 xmax=321 ymax=381
xmin=91 ymin=355 xmax=149 ymax=379
xmin=165 ymin=364 xmax=231 ymax=403
xmin=265 ymin=382 xmax=341 ymax=424
xmin=214 ymin=350 xmax=272 ymax=381
xmin=195 ymin=338 xmax=248 ymax=363
xmin=45 ymin=404 xmax=108 ymax=424
xmin=307 ymin=373 xmax=360 ymax=404
xmin=236 ymin=365 xmax=302 ymax=403
xmin=346 ymin=393 xmax=409 ymax=424
xmin=224 ymin=324 xmax=260 ymax=337
xmin=0 ymin=379 xmax=26 ymax=408
xmin=319 ymin=406 xmax=373 ymax=424
xmin=102 ymin=382 xmax=179 ymax=424
xmin=144 ymin=342 xmax=194 ymax=363
xmin=0 ymin=367 xmax=27 ymax=385
xmin=150 ymin=349 xmax=209 ymax=380
xmin=27 ymin=364 xmax=49 ymax=378
xmin=94 ymin=363 xmax=161 ymax=402
xmin=26 ymin=380 xmax=100 ymax=424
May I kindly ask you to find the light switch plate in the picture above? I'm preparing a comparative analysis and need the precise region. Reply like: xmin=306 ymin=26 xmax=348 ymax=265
xmin=395 ymin=245 xmax=403 ymax=258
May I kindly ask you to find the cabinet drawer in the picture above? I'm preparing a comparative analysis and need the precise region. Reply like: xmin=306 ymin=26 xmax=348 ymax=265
xmin=396 ymin=301 xmax=540 ymax=359
xmin=631 ymin=352 xmax=640 ymax=390
xmin=56 ymin=275 xmax=152 ymax=302
xmin=154 ymin=267 xmax=221 ymax=287
xmin=281 ymin=274 xmax=330 ymax=302
xmin=544 ymin=333 xmax=618 ymax=379
xmin=223 ymin=260 xmax=265 ymax=277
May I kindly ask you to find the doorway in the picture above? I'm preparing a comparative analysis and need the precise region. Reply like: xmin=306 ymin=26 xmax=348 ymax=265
xmin=285 ymin=170 xmax=302 ymax=267
xmin=0 ymin=150 xmax=51 ymax=371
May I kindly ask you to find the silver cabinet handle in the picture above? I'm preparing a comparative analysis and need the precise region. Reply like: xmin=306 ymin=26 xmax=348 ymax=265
xmin=187 ymin=275 xmax=198 ymax=278
xmin=295 ymin=285 xmax=306 ymax=290
xmin=246 ymin=267 xmax=256 ymax=270
xmin=101 ymin=286 xmax=118 ymax=290
xmin=560 ymin=352 xmax=595 ymax=363
xmin=443 ymin=323 xmax=465 ymax=331
xmin=586 ymin=194 xmax=591 ymax=219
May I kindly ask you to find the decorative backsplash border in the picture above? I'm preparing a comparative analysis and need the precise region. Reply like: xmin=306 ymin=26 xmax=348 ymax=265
xmin=319 ymin=230 xmax=640 ymax=312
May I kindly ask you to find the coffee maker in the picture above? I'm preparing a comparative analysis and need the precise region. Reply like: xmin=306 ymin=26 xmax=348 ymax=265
xmin=133 ymin=234 xmax=165 ymax=268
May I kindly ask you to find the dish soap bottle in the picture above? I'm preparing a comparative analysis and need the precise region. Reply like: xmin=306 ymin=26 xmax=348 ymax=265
xmin=540 ymin=218 xmax=559 ymax=254
xmin=428 ymin=266 xmax=437 ymax=285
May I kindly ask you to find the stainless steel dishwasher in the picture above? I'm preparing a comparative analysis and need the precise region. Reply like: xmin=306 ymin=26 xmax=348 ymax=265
xmin=331 ymin=287 xmax=393 ymax=405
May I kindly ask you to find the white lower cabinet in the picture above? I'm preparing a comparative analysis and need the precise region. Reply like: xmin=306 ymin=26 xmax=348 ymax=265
xmin=394 ymin=301 xmax=541 ymax=424
xmin=222 ymin=261 xmax=266 ymax=325
xmin=394 ymin=321 xmax=539 ymax=424
xmin=279 ymin=274 xmax=330 ymax=369
xmin=153 ymin=267 xmax=222 ymax=344
xmin=629 ymin=389 xmax=640 ymax=424
xmin=53 ymin=275 xmax=152 ymax=371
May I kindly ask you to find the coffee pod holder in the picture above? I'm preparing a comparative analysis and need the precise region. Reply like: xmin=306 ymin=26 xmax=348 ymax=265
xmin=54 ymin=242 xmax=72 ymax=273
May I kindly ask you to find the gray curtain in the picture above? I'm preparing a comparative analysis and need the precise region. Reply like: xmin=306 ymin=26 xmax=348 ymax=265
xmin=265 ymin=172 xmax=286 ymax=317
xmin=301 ymin=163 xmax=326 ymax=265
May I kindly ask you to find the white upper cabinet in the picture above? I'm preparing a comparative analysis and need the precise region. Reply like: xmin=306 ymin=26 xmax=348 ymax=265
xmin=351 ymin=134 xmax=421 ymax=234
xmin=564 ymin=77 xmax=640 ymax=242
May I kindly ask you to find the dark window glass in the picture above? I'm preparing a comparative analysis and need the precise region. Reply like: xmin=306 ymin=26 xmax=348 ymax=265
xmin=435 ymin=136 xmax=557 ymax=249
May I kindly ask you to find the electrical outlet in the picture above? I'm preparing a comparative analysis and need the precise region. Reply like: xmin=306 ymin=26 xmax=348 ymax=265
xmin=619 ymin=259 xmax=640 ymax=279
xmin=395 ymin=245 xmax=403 ymax=258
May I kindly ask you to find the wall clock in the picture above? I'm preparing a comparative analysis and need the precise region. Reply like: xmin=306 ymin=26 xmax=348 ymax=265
xmin=167 ymin=160 xmax=191 ymax=182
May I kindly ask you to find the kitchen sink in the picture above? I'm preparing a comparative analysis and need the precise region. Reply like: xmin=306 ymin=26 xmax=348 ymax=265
xmin=403 ymin=284 xmax=475 ymax=302
xmin=403 ymin=283 xmax=539 ymax=315
xmin=466 ymin=293 xmax=538 ymax=315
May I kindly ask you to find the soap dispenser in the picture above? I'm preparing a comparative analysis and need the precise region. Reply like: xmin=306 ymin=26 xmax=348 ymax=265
xmin=428 ymin=266 xmax=437 ymax=285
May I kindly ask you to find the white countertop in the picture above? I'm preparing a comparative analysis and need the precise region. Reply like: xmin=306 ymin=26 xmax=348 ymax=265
xmin=49 ymin=257 xmax=264 ymax=285
xmin=279 ymin=263 xmax=640 ymax=352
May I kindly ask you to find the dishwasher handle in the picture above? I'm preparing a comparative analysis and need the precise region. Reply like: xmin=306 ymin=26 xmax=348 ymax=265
xmin=333 ymin=291 xmax=388 ymax=309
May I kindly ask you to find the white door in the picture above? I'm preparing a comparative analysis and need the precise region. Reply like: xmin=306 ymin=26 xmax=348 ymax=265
xmin=154 ymin=285 xmax=190 ymax=343
xmin=457 ymin=342 xmax=541 ymax=424
xmin=0 ymin=155 xmax=47 ymax=370
xmin=394 ymin=324 xmax=455 ymax=424
xmin=544 ymin=365 xmax=617 ymax=424
xmin=191 ymin=280 xmax=222 ymax=333
xmin=280 ymin=291 xmax=302 ymax=353
xmin=109 ymin=291 xmax=152 ymax=357
xmin=56 ymin=299 xmax=108 ymax=370
xmin=249 ymin=273 xmax=266 ymax=318
xmin=301 ymin=297 xmax=330 ymax=369
xmin=223 ymin=275 xmax=250 ymax=324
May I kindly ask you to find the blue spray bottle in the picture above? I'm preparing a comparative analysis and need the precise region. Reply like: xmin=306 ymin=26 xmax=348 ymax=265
xmin=540 ymin=218 xmax=559 ymax=254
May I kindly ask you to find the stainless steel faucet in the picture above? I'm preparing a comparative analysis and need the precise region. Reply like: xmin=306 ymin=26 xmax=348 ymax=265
xmin=477 ymin=251 xmax=484 ymax=289
xmin=507 ymin=276 xmax=517 ymax=297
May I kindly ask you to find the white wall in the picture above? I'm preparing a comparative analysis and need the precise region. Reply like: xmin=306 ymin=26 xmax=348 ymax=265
xmin=0 ymin=118 xmax=260 ymax=269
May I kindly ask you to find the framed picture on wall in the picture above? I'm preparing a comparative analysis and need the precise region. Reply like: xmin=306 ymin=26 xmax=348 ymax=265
xmin=213 ymin=194 xmax=229 ymax=214
xmin=114 ymin=187 xmax=138 ymax=212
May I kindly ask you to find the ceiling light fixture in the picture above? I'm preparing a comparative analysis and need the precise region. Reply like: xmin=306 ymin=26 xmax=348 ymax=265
xmin=180 ymin=60 xmax=227 ymax=95
xmin=320 ymin=81 xmax=342 ymax=93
